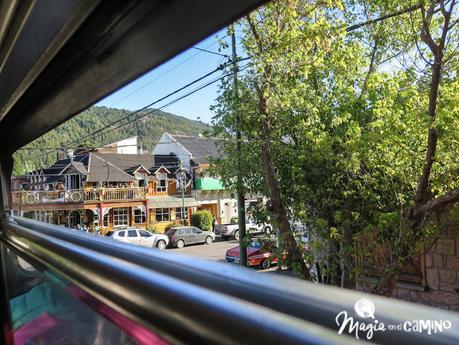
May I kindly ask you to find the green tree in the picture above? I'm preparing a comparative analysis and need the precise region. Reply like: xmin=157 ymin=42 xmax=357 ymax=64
xmin=211 ymin=0 xmax=459 ymax=295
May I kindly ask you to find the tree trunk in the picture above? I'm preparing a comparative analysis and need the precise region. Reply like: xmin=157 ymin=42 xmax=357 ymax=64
xmin=341 ymin=225 xmax=355 ymax=289
xmin=256 ymin=87 xmax=311 ymax=279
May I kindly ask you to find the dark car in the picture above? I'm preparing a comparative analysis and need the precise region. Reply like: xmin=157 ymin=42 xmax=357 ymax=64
xmin=166 ymin=226 xmax=216 ymax=248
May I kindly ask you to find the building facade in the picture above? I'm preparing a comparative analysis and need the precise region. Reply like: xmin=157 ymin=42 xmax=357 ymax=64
xmin=12 ymin=151 xmax=199 ymax=233
xmin=153 ymin=132 xmax=247 ymax=224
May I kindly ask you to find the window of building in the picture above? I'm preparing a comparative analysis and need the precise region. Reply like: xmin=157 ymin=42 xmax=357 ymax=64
xmin=134 ymin=208 xmax=146 ymax=224
xmin=103 ymin=213 xmax=109 ymax=227
xmin=155 ymin=208 xmax=169 ymax=222
xmin=175 ymin=207 xmax=188 ymax=220
xmin=68 ymin=211 xmax=80 ymax=228
xmin=156 ymin=173 xmax=167 ymax=192
xmin=113 ymin=208 xmax=129 ymax=227
xmin=65 ymin=174 xmax=81 ymax=190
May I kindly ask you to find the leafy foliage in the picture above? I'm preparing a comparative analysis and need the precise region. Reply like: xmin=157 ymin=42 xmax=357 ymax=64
xmin=190 ymin=210 xmax=213 ymax=231
xmin=211 ymin=0 xmax=459 ymax=293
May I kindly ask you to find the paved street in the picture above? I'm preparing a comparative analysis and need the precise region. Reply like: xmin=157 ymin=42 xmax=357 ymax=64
xmin=167 ymin=237 xmax=294 ymax=276
xmin=167 ymin=237 xmax=238 ymax=263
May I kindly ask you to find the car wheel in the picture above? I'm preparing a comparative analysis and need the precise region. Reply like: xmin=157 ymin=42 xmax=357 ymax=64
xmin=176 ymin=239 xmax=185 ymax=249
xmin=264 ymin=226 xmax=272 ymax=235
xmin=261 ymin=259 xmax=271 ymax=270
xmin=156 ymin=240 xmax=166 ymax=250
xmin=234 ymin=230 xmax=239 ymax=241
xmin=205 ymin=236 xmax=213 ymax=244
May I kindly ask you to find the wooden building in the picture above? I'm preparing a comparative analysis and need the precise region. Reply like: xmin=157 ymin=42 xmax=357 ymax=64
xmin=12 ymin=151 xmax=199 ymax=233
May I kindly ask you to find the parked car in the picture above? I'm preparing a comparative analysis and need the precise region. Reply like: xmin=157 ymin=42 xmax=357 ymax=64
xmin=166 ymin=226 xmax=215 ymax=248
xmin=107 ymin=228 xmax=169 ymax=250
xmin=215 ymin=218 xmax=272 ymax=240
xmin=225 ymin=239 xmax=284 ymax=269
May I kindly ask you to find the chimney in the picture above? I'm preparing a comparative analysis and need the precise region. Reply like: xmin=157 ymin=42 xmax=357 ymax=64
xmin=67 ymin=149 xmax=74 ymax=161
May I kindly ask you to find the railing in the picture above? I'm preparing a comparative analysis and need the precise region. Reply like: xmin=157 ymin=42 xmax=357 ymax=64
xmin=84 ymin=187 xmax=146 ymax=202
xmin=11 ymin=188 xmax=147 ymax=205
xmin=1 ymin=215 xmax=459 ymax=345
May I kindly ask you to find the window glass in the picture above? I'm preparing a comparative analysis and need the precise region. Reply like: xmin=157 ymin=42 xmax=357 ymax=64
xmin=139 ymin=230 xmax=151 ymax=237
xmin=113 ymin=208 xmax=129 ymax=226
xmin=185 ymin=229 xmax=192 ymax=235
xmin=134 ymin=208 xmax=146 ymax=224
xmin=192 ymin=228 xmax=201 ymax=234
xmin=155 ymin=208 xmax=170 ymax=222
xmin=118 ymin=231 xmax=125 ymax=237
xmin=103 ymin=212 xmax=109 ymax=227
xmin=165 ymin=229 xmax=176 ymax=236
xmin=2 ymin=244 xmax=141 ymax=344
xmin=128 ymin=230 xmax=137 ymax=237
xmin=156 ymin=174 xmax=167 ymax=192
xmin=175 ymin=207 xmax=188 ymax=220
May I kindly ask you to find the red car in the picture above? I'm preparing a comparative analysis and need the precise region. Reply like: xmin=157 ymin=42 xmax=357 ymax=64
xmin=225 ymin=240 xmax=282 ymax=269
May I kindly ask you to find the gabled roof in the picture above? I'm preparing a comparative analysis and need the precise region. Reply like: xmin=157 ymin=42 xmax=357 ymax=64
xmin=21 ymin=148 xmax=181 ymax=184
xmin=92 ymin=153 xmax=155 ymax=171
xmin=170 ymin=135 xmax=219 ymax=164
xmin=60 ymin=161 xmax=88 ymax=175
xmin=125 ymin=164 xmax=151 ymax=175
xmin=86 ymin=154 xmax=136 ymax=182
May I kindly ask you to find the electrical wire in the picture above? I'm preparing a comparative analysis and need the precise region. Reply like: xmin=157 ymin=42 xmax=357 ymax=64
xmin=107 ymin=34 xmax=229 ymax=108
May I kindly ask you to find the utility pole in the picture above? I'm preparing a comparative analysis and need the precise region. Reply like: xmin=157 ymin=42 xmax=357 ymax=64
xmin=232 ymin=27 xmax=247 ymax=267
xmin=178 ymin=162 xmax=186 ymax=226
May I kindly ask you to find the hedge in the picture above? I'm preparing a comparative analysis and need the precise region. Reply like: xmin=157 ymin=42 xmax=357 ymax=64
xmin=190 ymin=210 xmax=213 ymax=231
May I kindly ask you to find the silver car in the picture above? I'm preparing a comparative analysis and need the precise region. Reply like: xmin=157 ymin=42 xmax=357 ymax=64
xmin=165 ymin=226 xmax=215 ymax=248
xmin=107 ymin=228 xmax=169 ymax=250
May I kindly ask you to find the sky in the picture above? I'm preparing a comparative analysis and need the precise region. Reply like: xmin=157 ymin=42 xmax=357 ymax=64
xmin=96 ymin=28 xmax=242 ymax=124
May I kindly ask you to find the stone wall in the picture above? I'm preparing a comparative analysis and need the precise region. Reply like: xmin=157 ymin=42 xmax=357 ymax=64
xmin=393 ymin=227 xmax=459 ymax=311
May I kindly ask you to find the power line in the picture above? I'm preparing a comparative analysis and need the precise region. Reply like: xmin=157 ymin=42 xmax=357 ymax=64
xmin=107 ymin=35 xmax=228 ymax=108
xmin=191 ymin=46 xmax=230 ymax=58
xmin=65 ymin=63 xmax=231 ymax=149
xmin=92 ymin=65 xmax=247 ymax=142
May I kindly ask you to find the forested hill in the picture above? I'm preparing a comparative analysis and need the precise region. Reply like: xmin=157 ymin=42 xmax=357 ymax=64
xmin=13 ymin=106 xmax=210 ymax=175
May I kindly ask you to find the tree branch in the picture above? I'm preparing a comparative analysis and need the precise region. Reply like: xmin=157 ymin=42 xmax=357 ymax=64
xmin=346 ymin=3 xmax=424 ymax=32
xmin=429 ymin=189 xmax=459 ymax=213
xmin=420 ymin=2 xmax=439 ymax=56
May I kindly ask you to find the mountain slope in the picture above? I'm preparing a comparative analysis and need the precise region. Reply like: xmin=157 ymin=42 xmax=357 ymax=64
xmin=13 ymin=106 xmax=209 ymax=175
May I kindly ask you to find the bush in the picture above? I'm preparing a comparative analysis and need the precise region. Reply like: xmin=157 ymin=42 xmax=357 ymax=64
xmin=190 ymin=210 xmax=213 ymax=231
xmin=165 ymin=221 xmax=182 ymax=232
xmin=146 ymin=223 xmax=159 ymax=233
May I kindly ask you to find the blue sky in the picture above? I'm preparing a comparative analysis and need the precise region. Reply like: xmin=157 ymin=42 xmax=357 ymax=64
xmin=96 ymin=28 xmax=242 ymax=124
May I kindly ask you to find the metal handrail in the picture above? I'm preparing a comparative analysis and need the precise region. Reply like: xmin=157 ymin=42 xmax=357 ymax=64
xmin=3 ymin=216 xmax=459 ymax=345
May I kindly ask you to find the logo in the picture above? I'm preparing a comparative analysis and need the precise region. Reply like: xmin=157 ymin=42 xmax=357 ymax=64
xmin=354 ymin=298 xmax=375 ymax=319
xmin=335 ymin=298 xmax=452 ymax=340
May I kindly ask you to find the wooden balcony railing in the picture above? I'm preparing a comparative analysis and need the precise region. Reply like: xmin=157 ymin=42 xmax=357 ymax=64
xmin=84 ymin=187 xmax=146 ymax=202
xmin=12 ymin=187 xmax=147 ymax=205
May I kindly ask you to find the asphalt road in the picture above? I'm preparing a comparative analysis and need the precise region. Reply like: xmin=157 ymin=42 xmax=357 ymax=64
xmin=166 ymin=237 xmax=293 ymax=276
xmin=167 ymin=237 xmax=238 ymax=263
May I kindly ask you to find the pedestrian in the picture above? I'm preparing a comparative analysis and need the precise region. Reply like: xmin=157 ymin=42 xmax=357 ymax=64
xmin=212 ymin=216 xmax=218 ymax=232
xmin=94 ymin=221 xmax=101 ymax=236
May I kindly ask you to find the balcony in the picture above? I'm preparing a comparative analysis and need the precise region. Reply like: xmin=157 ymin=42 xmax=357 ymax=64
xmin=12 ymin=187 xmax=147 ymax=206
xmin=194 ymin=177 xmax=224 ymax=191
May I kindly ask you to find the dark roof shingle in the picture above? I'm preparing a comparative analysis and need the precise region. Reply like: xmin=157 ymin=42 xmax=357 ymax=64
xmin=171 ymin=135 xmax=219 ymax=164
